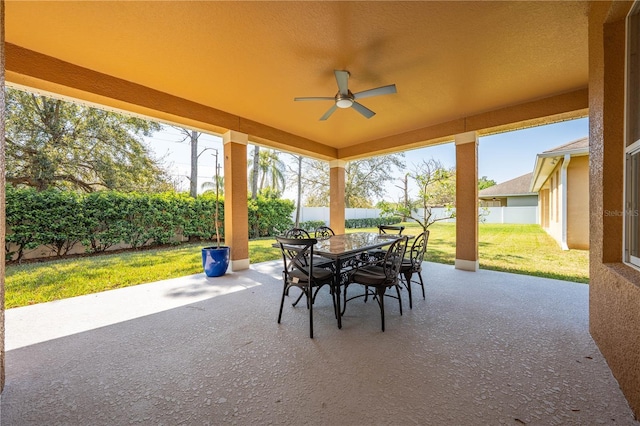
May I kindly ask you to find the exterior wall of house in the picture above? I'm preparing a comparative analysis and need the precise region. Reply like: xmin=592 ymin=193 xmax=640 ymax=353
xmin=539 ymin=188 xmax=550 ymax=228
xmin=0 ymin=0 xmax=6 ymax=393
xmin=506 ymin=195 xmax=538 ymax=207
xmin=589 ymin=1 xmax=640 ymax=417
xmin=567 ymin=156 xmax=589 ymax=249
xmin=479 ymin=198 xmax=505 ymax=207
xmin=542 ymin=164 xmax=563 ymax=247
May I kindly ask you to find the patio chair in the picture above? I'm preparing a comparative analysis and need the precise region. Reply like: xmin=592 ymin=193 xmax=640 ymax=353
xmin=314 ymin=225 xmax=335 ymax=239
xmin=284 ymin=228 xmax=310 ymax=239
xmin=344 ymin=236 xmax=408 ymax=331
xmin=378 ymin=224 xmax=405 ymax=235
xmin=399 ymin=230 xmax=429 ymax=309
xmin=368 ymin=224 xmax=406 ymax=260
xmin=275 ymin=236 xmax=336 ymax=338
xmin=283 ymin=227 xmax=334 ymax=269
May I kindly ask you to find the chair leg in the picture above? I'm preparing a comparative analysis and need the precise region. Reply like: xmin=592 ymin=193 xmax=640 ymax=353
xmin=403 ymin=271 xmax=413 ymax=309
xmin=278 ymin=284 xmax=288 ymax=324
xmin=395 ymin=284 xmax=403 ymax=316
xmin=377 ymin=287 xmax=386 ymax=332
xmin=309 ymin=285 xmax=314 ymax=338
xmin=292 ymin=290 xmax=305 ymax=307
xmin=417 ymin=271 xmax=426 ymax=299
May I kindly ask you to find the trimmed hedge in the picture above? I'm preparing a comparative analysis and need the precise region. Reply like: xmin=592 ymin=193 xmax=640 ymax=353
xmin=5 ymin=186 xmax=294 ymax=262
xmin=345 ymin=216 xmax=402 ymax=229
xmin=5 ymin=185 xmax=398 ymax=262
xmin=298 ymin=220 xmax=326 ymax=233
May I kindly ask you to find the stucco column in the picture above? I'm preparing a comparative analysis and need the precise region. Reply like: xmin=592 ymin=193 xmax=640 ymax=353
xmin=222 ymin=130 xmax=249 ymax=271
xmin=329 ymin=160 xmax=346 ymax=234
xmin=455 ymin=131 xmax=479 ymax=271
xmin=560 ymin=154 xmax=571 ymax=250
xmin=0 ymin=0 xmax=6 ymax=392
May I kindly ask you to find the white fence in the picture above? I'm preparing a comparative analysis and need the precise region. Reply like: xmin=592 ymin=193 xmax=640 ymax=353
xmin=481 ymin=206 xmax=538 ymax=224
xmin=293 ymin=207 xmax=382 ymax=224
xmin=293 ymin=206 xmax=538 ymax=225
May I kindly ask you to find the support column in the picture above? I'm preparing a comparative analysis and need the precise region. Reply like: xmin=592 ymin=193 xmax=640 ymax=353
xmin=0 ymin=0 xmax=6 ymax=392
xmin=329 ymin=160 xmax=346 ymax=234
xmin=455 ymin=131 xmax=479 ymax=271
xmin=222 ymin=130 xmax=250 ymax=271
xmin=560 ymin=154 xmax=571 ymax=250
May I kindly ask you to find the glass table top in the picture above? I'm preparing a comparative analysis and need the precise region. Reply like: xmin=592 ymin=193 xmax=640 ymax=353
xmin=313 ymin=232 xmax=402 ymax=258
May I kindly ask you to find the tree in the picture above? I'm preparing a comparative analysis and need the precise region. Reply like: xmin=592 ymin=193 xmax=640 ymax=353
xmin=250 ymin=145 xmax=260 ymax=200
xmin=186 ymin=130 xmax=201 ymax=198
xmin=284 ymin=154 xmax=305 ymax=227
xmin=381 ymin=158 xmax=456 ymax=230
xmin=302 ymin=154 xmax=405 ymax=208
xmin=200 ymin=175 xmax=224 ymax=195
xmin=248 ymin=148 xmax=286 ymax=194
xmin=172 ymin=127 xmax=218 ymax=198
xmin=394 ymin=172 xmax=411 ymax=221
xmin=478 ymin=176 xmax=497 ymax=190
xmin=5 ymin=88 xmax=171 ymax=192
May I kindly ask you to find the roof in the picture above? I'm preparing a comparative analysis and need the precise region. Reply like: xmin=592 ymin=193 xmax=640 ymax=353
xmin=530 ymin=137 xmax=589 ymax=192
xmin=541 ymin=137 xmax=589 ymax=155
xmin=479 ymin=173 xmax=536 ymax=198
xmin=4 ymin=1 xmax=590 ymax=162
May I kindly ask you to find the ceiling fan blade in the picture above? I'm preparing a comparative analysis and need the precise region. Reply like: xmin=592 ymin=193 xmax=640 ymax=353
xmin=334 ymin=70 xmax=350 ymax=96
xmin=351 ymin=101 xmax=376 ymax=119
xmin=353 ymin=84 xmax=397 ymax=100
xmin=320 ymin=104 xmax=338 ymax=121
xmin=294 ymin=96 xmax=335 ymax=102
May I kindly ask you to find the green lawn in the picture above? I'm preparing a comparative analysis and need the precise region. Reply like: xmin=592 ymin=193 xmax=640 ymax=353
xmin=5 ymin=223 xmax=588 ymax=308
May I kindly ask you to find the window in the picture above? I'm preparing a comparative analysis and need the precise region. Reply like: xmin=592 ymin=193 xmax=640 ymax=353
xmin=626 ymin=144 xmax=640 ymax=267
xmin=625 ymin=2 xmax=640 ymax=269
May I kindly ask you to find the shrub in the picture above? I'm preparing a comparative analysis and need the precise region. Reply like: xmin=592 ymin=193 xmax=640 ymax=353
xmin=248 ymin=195 xmax=294 ymax=238
xmin=345 ymin=216 xmax=402 ymax=229
xmin=298 ymin=220 xmax=326 ymax=233
xmin=5 ymin=187 xmax=295 ymax=261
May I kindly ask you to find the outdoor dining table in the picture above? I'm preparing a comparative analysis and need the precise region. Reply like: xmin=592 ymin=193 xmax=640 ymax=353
xmin=312 ymin=232 xmax=405 ymax=329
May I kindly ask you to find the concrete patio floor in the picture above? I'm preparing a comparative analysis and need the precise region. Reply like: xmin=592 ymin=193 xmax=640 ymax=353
xmin=1 ymin=261 xmax=638 ymax=425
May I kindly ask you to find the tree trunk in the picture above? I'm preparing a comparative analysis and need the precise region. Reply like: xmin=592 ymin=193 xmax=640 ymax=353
xmin=295 ymin=155 xmax=302 ymax=227
xmin=189 ymin=130 xmax=199 ymax=198
xmin=402 ymin=173 xmax=409 ymax=221
xmin=251 ymin=146 xmax=259 ymax=199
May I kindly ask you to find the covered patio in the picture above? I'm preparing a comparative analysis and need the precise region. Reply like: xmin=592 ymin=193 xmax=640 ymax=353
xmin=3 ymin=262 xmax=637 ymax=425
xmin=1 ymin=0 xmax=640 ymax=420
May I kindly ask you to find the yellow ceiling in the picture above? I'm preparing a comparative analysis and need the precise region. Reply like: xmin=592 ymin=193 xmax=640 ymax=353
xmin=4 ymin=1 xmax=589 ymax=160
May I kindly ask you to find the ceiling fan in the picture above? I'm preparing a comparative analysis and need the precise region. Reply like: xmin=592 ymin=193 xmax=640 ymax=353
xmin=294 ymin=70 xmax=397 ymax=120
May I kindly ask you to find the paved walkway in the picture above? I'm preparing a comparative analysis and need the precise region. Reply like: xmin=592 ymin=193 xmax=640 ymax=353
xmin=2 ymin=261 xmax=638 ymax=425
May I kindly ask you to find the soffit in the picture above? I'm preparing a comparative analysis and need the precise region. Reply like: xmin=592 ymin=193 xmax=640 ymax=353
xmin=5 ymin=1 xmax=589 ymax=156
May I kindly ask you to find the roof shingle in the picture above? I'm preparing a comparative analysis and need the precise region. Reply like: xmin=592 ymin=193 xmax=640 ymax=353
xmin=479 ymin=173 xmax=535 ymax=197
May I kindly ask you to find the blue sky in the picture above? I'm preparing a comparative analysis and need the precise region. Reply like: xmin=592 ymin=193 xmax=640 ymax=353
xmin=146 ymin=117 xmax=589 ymax=201
xmin=407 ymin=117 xmax=589 ymax=183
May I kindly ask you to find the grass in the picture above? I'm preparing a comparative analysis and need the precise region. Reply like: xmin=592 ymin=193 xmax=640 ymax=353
xmin=4 ymin=223 xmax=588 ymax=308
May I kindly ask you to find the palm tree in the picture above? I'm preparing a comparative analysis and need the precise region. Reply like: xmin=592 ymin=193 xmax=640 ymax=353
xmin=249 ymin=148 xmax=285 ymax=194
xmin=250 ymin=145 xmax=259 ymax=199
xmin=200 ymin=175 xmax=224 ymax=195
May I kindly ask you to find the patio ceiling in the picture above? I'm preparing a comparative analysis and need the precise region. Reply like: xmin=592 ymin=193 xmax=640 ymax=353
xmin=4 ymin=1 xmax=589 ymax=161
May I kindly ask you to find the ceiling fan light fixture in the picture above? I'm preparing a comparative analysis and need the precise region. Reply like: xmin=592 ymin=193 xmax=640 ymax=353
xmin=294 ymin=70 xmax=396 ymax=120
xmin=336 ymin=97 xmax=353 ymax=109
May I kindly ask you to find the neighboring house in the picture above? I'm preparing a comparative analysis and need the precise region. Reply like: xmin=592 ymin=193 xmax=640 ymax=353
xmin=478 ymin=173 xmax=538 ymax=207
xmin=530 ymin=137 xmax=589 ymax=250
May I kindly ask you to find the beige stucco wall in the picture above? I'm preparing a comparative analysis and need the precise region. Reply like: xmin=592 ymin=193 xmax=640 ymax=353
xmin=538 ymin=156 xmax=589 ymax=250
xmin=589 ymin=1 xmax=640 ymax=418
xmin=0 ymin=0 xmax=6 ymax=393
xmin=567 ymin=155 xmax=589 ymax=249
xmin=541 ymin=165 xmax=563 ymax=246
xmin=539 ymin=188 xmax=549 ymax=228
